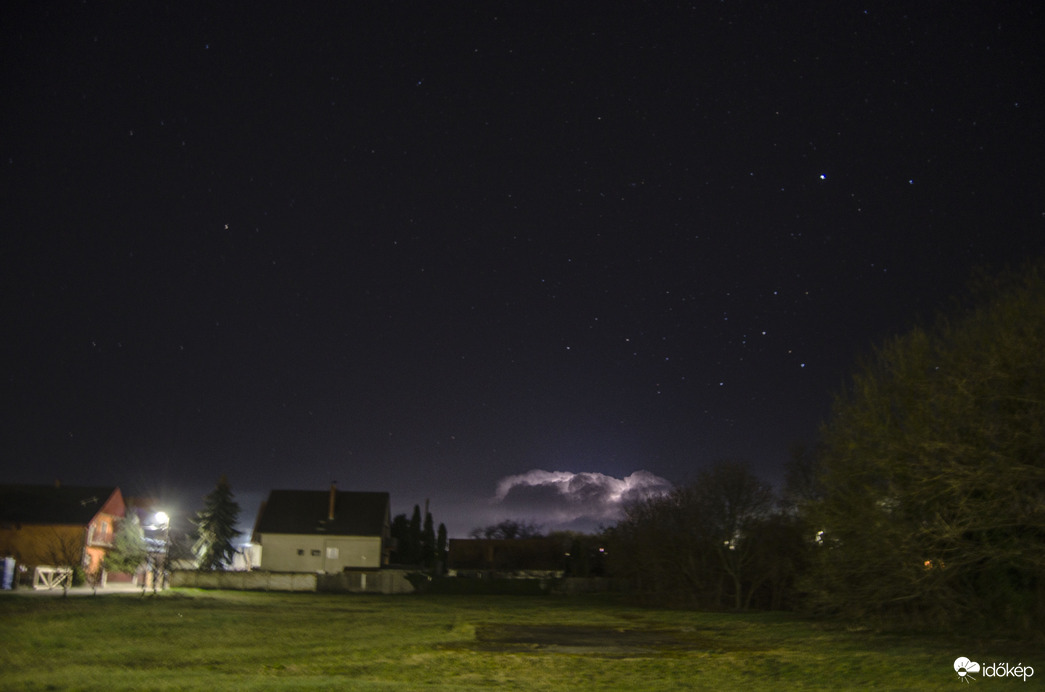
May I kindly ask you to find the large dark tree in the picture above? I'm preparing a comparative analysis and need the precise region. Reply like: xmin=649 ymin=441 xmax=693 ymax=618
xmin=421 ymin=510 xmax=436 ymax=569
xmin=192 ymin=475 xmax=242 ymax=571
xmin=806 ymin=262 xmax=1045 ymax=631
xmin=389 ymin=513 xmax=410 ymax=564
xmin=391 ymin=505 xmax=443 ymax=568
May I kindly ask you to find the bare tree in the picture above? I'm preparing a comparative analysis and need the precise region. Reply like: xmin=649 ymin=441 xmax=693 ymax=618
xmin=692 ymin=461 xmax=776 ymax=610
xmin=607 ymin=460 xmax=782 ymax=610
xmin=44 ymin=528 xmax=85 ymax=596
xmin=469 ymin=519 xmax=543 ymax=540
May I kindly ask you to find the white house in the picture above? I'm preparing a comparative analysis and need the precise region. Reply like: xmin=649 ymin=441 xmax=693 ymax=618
xmin=251 ymin=484 xmax=390 ymax=573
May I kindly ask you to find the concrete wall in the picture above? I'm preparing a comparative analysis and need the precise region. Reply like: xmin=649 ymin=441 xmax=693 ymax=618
xmin=316 ymin=569 xmax=414 ymax=594
xmin=171 ymin=570 xmax=317 ymax=592
xmin=256 ymin=534 xmax=382 ymax=572
xmin=170 ymin=569 xmax=415 ymax=594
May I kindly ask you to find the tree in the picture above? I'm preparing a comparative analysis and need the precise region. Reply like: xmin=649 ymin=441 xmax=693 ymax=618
xmin=436 ymin=522 xmax=448 ymax=573
xmin=469 ymin=519 xmax=543 ymax=540
xmin=421 ymin=510 xmax=436 ymax=569
xmin=606 ymin=460 xmax=786 ymax=609
xmin=389 ymin=513 xmax=410 ymax=564
xmin=193 ymin=475 xmax=242 ymax=571
xmin=43 ymin=528 xmax=86 ymax=595
xmin=407 ymin=505 xmax=422 ymax=565
xmin=391 ymin=504 xmax=444 ymax=568
xmin=607 ymin=482 xmax=718 ymax=604
xmin=104 ymin=514 xmax=147 ymax=575
xmin=693 ymin=461 xmax=776 ymax=610
xmin=741 ymin=511 xmax=808 ymax=610
xmin=806 ymin=262 xmax=1045 ymax=631
xmin=781 ymin=442 xmax=823 ymax=513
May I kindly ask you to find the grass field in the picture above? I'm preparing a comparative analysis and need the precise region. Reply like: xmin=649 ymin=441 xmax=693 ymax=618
xmin=0 ymin=589 xmax=1039 ymax=690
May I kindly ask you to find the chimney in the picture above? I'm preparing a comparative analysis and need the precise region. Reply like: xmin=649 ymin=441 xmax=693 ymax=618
xmin=328 ymin=481 xmax=337 ymax=521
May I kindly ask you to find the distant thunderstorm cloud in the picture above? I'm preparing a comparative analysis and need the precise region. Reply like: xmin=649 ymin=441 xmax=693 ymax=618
xmin=491 ymin=469 xmax=672 ymax=532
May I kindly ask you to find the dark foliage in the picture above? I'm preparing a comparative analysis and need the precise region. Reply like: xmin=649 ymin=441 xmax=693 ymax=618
xmin=192 ymin=475 xmax=242 ymax=571
xmin=805 ymin=261 xmax=1045 ymax=633
xmin=605 ymin=460 xmax=804 ymax=610
xmin=469 ymin=519 xmax=543 ymax=540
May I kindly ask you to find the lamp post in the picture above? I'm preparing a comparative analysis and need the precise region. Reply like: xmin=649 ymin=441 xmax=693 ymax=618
xmin=149 ymin=511 xmax=170 ymax=594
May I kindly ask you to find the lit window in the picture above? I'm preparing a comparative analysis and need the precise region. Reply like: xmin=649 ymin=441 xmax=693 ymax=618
xmin=326 ymin=547 xmax=339 ymax=559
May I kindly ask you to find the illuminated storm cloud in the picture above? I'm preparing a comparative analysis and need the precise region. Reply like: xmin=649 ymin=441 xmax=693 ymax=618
xmin=492 ymin=470 xmax=672 ymax=531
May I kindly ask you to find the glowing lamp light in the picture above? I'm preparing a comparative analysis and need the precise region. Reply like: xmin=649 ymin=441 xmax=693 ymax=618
xmin=154 ymin=511 xmax=170 ymax=526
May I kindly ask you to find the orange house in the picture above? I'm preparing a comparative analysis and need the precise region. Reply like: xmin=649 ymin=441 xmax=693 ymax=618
xmin=0 ymin=484 xmax=126 ymax=578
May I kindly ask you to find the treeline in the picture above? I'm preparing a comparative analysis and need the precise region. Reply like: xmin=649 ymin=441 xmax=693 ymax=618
xmin=604 ymin=460 xmax=806 ymax=611
xmin=606 ymin=261 xmax=1045 ymax=635
xmin=389 ymin=503 xmax=448 ymax=569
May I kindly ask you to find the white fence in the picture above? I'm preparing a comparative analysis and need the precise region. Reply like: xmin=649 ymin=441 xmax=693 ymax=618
xmin=32 ymin=566 xmax=73 ymax=590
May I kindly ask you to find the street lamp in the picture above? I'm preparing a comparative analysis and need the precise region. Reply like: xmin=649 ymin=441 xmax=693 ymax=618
xmin=147 ymin=511 xmax=171 ymax=594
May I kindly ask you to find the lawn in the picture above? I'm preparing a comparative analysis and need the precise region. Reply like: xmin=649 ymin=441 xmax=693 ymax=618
xmin=0 ymin=589 xmax=1038 ymax=690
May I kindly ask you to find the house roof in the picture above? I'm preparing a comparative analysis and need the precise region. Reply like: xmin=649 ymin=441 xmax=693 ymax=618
xmin=0 ymin=484 xmax=124 ymax=526
xmin=253 ymin=489 xmax=389 ymax=538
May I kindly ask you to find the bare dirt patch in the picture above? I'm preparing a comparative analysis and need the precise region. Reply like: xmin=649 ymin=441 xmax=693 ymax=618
xmin=448 ymin=623 xmax=767 ymax=655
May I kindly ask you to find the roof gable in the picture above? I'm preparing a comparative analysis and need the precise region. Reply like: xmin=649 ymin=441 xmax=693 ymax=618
xmin=0 ymin=485 xmax=124 ymax=526
xmin=253 ymin=489 xmax=389 ymax=537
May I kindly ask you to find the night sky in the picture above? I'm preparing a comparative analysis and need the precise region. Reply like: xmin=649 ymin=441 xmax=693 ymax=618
xmin=3 ymin=3 xmax=1043 ymax=537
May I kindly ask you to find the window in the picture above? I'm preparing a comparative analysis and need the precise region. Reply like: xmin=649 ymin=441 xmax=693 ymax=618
xmin=311 ymin=549 xmax=321 ymax=557
xmin=326 ymin=547 xmax=339 ymax=560
xmin=297 ymin=549 xmax=304 ymax=556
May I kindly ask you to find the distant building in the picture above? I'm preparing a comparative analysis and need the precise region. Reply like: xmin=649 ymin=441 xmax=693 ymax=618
xmin=0 ymin=483 xmax=126 ymax=579
xmin=251 ymin=483 xmax=391 ymax=572
xmin=448 ymin=537 xmax=567 ymax=574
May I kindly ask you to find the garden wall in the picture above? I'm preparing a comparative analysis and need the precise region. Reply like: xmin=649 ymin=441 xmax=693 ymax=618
xmin=170 ymin=569 xmax=415 ymax=594
xmin=171 ymin=570 xmax=317 ymax=592
xmin=316 ymin=569 xmax=414 ymax=594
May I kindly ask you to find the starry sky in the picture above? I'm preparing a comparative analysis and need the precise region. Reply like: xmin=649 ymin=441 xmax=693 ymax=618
xmin=3 ymin=2 xmax=1043 ymax=537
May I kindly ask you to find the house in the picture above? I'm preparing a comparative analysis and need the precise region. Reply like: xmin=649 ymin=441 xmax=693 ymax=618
xmin=252 ymin=483 xmax=391 ymax=572
xmin=0 ymin=483 xmax=126 ymax=580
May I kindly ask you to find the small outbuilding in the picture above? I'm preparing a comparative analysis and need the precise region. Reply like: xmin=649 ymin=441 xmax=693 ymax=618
xmin=252 ymin=483 xmax=391 ymax=572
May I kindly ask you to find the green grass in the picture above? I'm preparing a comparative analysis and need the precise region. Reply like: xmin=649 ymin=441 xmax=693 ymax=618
xmin=0 ymin=589 xmax=1039 ymax=690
